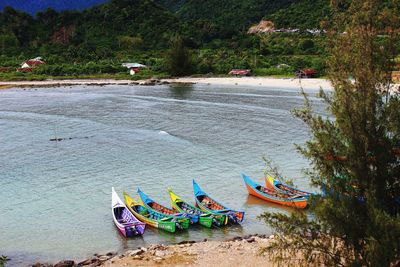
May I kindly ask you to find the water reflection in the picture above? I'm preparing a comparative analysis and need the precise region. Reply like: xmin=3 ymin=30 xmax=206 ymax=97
xmin=168 ymin=83 xmax=194 ymax=99
xmin=245 ymin=195 xmax=301 ymax=214
xmin=117 ymin=230 xmax=144 ymax=250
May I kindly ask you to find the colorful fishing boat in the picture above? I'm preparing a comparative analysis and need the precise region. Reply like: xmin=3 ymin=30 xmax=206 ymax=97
xmin=242 ymin=174 xmax=308 ymax=209
xmin=137 ymin=188 xmax=195 ymax=224
xmin=193 ymin=180 xmax=245 ymax=224
xmin=124 ymin=192 xmax=189 ymax=233
xmin=264 ymin=174 xmax=312 ymax=197
xmin=168 ymin=188 xmax=227 ymax=227
xmin=111 ymin=187 xmax=146 ymax=237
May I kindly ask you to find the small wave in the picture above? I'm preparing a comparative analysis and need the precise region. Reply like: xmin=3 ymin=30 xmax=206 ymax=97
xmin=158 ymin=130 xmax=170 ymax=135
xmin=155 ymin=130 xmax=192 ymax=146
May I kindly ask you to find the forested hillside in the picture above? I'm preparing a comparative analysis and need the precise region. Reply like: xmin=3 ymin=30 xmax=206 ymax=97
xmin=0 ymin=0 xmax=332 ymax=79
xmin=0 ymin=0 xmax=329 ymax=52
xmin=266 ymin=0 xmax=330 ymax=29
xmin=154 ymin=0 xmax=329 ymax=37
xmin=162 ymin=0 xmax=297 ymax=37
xmin=0 ymin=0 xmax=194 ymax=55
xmin=1 ymin=0 xmax=330 ymax=54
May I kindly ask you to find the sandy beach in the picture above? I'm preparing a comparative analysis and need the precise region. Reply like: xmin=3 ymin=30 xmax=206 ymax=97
xmin=166 ymin=77 xmax=332 ymax=90
xmin=101 ymin=235 xmax=274 ymax=267
xmin=33 ymin=234 xmax=275 ymax=267
xmin=0 ymin=77 xmax=333 ymax=90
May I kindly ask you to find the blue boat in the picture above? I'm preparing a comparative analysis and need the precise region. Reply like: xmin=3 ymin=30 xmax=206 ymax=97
xmin=137 ymin=188 xmax=198 ymax=224
xmin=192 ymin=180 xmax=245 ymax=224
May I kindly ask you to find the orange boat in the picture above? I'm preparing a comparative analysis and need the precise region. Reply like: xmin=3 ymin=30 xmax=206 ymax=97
xmin=242 ymin=173 xmax=308 ymax=209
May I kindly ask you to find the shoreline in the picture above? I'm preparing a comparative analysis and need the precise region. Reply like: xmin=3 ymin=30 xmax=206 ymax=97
xmin=31 ymin=234 xmax=275 ymax=267
xmin=166 ymin=77 xmax=332 ymax=90
xmin=0 ymin=77 xmax=333 ymax=90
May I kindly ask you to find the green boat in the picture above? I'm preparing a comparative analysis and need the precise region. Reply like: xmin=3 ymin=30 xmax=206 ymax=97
xmin=124 ymin=192 xmax=190 ymax=233
xmin=168 ymin=188 xmax=227 ymax=227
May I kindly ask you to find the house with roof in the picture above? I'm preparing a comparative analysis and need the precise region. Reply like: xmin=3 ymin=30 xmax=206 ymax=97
xmin=21 ymin=57 xmax=46 ymax=69
xmin=295 ymin=69 xmax=317 ymax=78
xmin=122 ymin=63 xmax=147 ymax=75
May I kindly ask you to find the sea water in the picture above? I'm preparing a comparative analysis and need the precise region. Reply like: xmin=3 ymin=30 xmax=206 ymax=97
xmin=0 ymin=83 xmax=326 ymax=266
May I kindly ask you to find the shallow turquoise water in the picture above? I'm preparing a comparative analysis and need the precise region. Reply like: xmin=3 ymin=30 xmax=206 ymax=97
xmin=0 ymin=83 xmax=325 ymax=266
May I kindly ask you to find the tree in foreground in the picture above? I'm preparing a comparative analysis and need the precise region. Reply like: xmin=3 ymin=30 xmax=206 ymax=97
xmin=260 ymin=0 xmax=400 ymax=266
xmin=167 ymin=35 xmax=192 ymax=76
xmin=0 ymin=255 xmax=10 ymax=267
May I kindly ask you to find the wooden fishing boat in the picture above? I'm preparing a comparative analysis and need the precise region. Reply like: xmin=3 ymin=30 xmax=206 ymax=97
xmin=137 ymin=188 xmax=195 ymax=224
xmin=111 ymin=187 xmax=145 ymax=237
xmin=193 ymin=180 xmax=245 ymax=224
xmin=264 ymin=175 xmax=312 ymax=197
xmin=123 ymin=192 xmax=189 ymax=233
xmin=242 ymin=174 xmax=308 ymax=209
xmin=168 ymin=188 xmax=227 ymax=227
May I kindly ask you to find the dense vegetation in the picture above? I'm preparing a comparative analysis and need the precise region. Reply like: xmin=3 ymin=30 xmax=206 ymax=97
xmin=266 ymin=0 xmax=330 ymax=29
xmin=0 ymin=0 xmax=332 ymax=79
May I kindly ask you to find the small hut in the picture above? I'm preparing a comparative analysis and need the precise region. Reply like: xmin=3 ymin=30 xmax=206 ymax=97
xmin=122 ymin=63 xmax=147 ymax=75
xmin=295 ymin=69 xmax=317 ymax=78
xmin=21 ymin=57 xmax=46 ymax=69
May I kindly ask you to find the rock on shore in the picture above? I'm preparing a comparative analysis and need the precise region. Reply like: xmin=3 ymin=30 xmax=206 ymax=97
xmin=96 ymin=234 xmax=273 ymax=267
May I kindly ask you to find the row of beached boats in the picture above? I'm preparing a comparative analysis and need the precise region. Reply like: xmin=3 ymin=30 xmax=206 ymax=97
xmin=112 ymin=175 xmax=311 ymax=237
xmin=112 ymin=180 xmax=245 ymax=237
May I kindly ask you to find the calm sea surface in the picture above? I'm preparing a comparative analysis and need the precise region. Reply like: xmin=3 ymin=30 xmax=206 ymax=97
xmin=0 ymin=83 xmax=326 ymax=266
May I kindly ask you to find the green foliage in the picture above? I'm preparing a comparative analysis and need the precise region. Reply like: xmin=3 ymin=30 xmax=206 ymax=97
xmin=0 ymin=255 xmax=10 ymax=267
xmin=259 ymin=34 xmax=327 ymax=56
xmin=130 ymin=69 xmax=169 ymax=80
xmin=0 ymin=72 xmax=47 ymax=81
xmin=33 ymin=62 xmax=125 ymax=76
xmin=299 ymin=39 xmax=315 ymax=51
xmin=156 ymin=0 xmax=330 ymax=38
xmin=167 ymin=35 xmax=192 ymax=76
xmin=118 ymin=36 xmax=144 ymax=50
xmin=0 ymin=32 xmax=19 ymax=54
xmin=0 ymin=0 xmax=194 ymax=56
xmin=260 ymin=0 xmax=400 ymax=266
xmin=266 ymin=0 xmax=331 ymax=29
xmin=252 ymin=67 xmax=292 ymax=76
